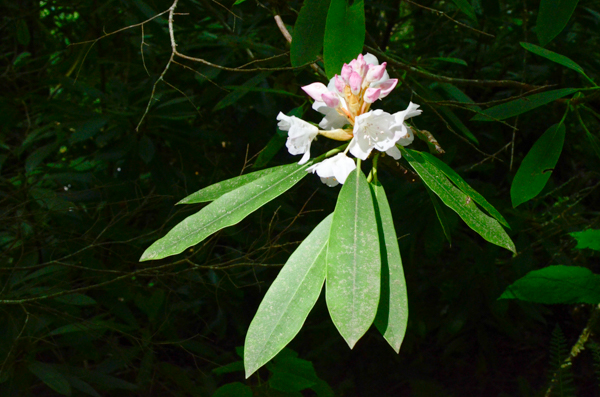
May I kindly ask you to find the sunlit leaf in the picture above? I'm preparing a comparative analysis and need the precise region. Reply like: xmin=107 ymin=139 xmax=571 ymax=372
xmin=536 ymin=0 xmax=579 ymax=46
xmin=178 ymin=166 xmax=286 ymax=204
xmin=291 ymin=0 xmax=331 ymax=68
xmin=511 ymin=124 xmax=565 ymax=207
xmin=471 ymin=88 xmax=578 ymax=121
xmin=499 ymin=266 xmax=600 ymax=304
xmin=327 ymin=168 xmax=380 ymax=348
xmin=141 ymin=162 xmax=310 ymax=261
xmin=244 ymin=214 xmax=332 ymax=378
xmin=370 ymin=182 xmax=408 ymax=353
xmin=402 ymin=148 xmax=516 ymax=253
xmin=324 ymin=0 xmax=365 ymax=78
xmin=420 ymin=152 xmax=509 ymax=227
xmin=570 ymin=229 xmax=600 ymax=251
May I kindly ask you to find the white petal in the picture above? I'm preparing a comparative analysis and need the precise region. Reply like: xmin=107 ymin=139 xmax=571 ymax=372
xmin=348 ymin=137 xmax=372 ymax=160
xmin=363 ymin=53 xmax=379 ymax=66
xmin=298 ymin=150 xmax=311 ymax=165
xmin=385 ymin=145 xmax=402 ymax=159
xmin=312 ymin=101 xmax=348 ymax=130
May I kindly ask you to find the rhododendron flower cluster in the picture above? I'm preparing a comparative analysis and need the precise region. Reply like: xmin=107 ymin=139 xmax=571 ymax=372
xmin=276 ymin=53 xmax=422 ymax=187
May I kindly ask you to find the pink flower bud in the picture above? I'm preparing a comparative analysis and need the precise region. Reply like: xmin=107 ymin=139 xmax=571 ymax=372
xmin=321 ymin=91 xmax=340 ymax=108
xmin=301 ymin=82 xmax=329 ymax=101
xmin=364 ymin=87 xmax=382 ymax=103
xmin=350 ymin=54 xmax=367 ymax=76
xmin=377 ymin=79 xmax=398 ymax=98
xmin=349 ymin=71 xmax=362 ymax=95
xmin=366 ymin=62 xmax=387 ymax=83
xmin=341 ymin=64 xmax=352 ymax=82
xmin=334 ymin=74 xmax=345 ymax=93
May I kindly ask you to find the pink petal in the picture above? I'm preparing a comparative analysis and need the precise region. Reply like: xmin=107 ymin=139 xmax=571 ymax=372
xmin=301 ymin=82 xmax=329 ymax=101
xmin=378 ymin=78 xmax=398 ymax=98
xmin=366 ymin=62 xmax=387 ymax=83
xmin=334 ymin=74 xmax=345 ymax=93
xmin=364 ymin=87 xmax=382 ymax=103
xmin=341 ymin=64 xmax=352 ymax=82
xmin=321 ymin=91 xmax=340 ymax=108
xmin=349 ymin=71 xmax=363 ymax=95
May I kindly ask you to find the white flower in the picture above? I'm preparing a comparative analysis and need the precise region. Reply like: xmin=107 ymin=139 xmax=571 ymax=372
xmin=306 ymin=153 xmax=356 ymax=187
xmin=348 ymin=109 xmax=404 ymax=160
xmin=391 ymin=102 xmax=422 ymax=147
xmin=277 ymin=112 xmax=319 ymax=165
xmin=312 ymin=101 xmax=348 ymax=130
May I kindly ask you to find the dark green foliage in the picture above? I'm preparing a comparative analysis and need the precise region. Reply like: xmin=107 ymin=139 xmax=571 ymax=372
xmin=547 ymin=325 xmax=576 ymax=397
xmin=1 ymin=0 xmax=600 ymax=395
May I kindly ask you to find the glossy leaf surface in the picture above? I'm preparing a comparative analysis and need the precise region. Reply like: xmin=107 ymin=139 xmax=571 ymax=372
xmin=291 ymin=0 xmax=331 ymax=68
xmin=244 ymin=214 xmax=332 ymax=378
xmin=323 ymin=0 xmax=365 ymax=78
xmin=141 ymin=162 xmax=310 ymax=261
xmin=370 ymin=182 xmax=408 ymax=353
xmin=511 ymin=124 xmax=565 ymax=207
xmin=326 ymin=169 xmax=380 ymax=348
xmin=403 ymin=149 xmax=516 ymax=253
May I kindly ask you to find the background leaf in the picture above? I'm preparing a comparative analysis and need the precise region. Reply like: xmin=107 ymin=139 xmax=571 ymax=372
xmin=323 ymin=0 xmax=365 ymax=78
xmin=511 ymin=124 xmax=566 ymax=207
xmin=326 ymin=168 xmax=380 ymax=348
xmin=499 ymin=266 xmax=600 ymax=304
xmin=244 ymin=214 xmax=332 ymax=378
xmin=291 ymin=0 xmax=331 ymax=68
xmin=471 ymin=89 xmax=578 ymax=121
xmin=520 ymin=42 xmax=588 ymax=78
xmin=536 ymin=0 xmax=580 ymax=46
xmin=569 ymin=229 xmax=600 ymax=251
xmin=28 ymin=362 xmax=72 ymax=396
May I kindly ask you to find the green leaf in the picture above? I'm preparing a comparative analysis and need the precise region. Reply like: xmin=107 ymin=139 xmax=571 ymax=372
xmin=323 ymin=0 xmax=365 ymax=78
xmin=26 ymin=142 xmax=58 ymax=173
xmin=450 ymin=0 xmax=478 ymax=22
xmin=427 ymin=57 xmax=468 ymax=66
xmin=370 ymin=182 xmax=408 ymax=353
xmin=213 ymin=382 xmax=253 ymax=397
xmin=291 ymin=0 xmax=331 ymax=68
xmin=402 ymin=148 xmax=516 ymax=253
xmin=16 ymin=19 xmax=31 ymax=46
xmin=244 ymin=214 xmax=332 ymax=378
xmin=70 ymin=117 xmax=109 ymax=144
xmin=213 ymin=72 xmax=271 ymax=111
xmin=48 ymin=321 xmax=109 ymax=336
xmin=570 ymin=229 xmax=600 ymax=251
xmin=511 ymin=124 xmax=566 ymax=207
xmin=326 ymin=168 xmax=380 ymax=348
xmin=178 ymin=166 xmax=284 ymax=204
xmin=536 ymin=0 xmax=579 ymax=46
xmin=471 ymin=88 xmax=579 ymax=121
xmin=268 ymin=354 xmax=318 ymax=392
xmin=420 ymin=152 xmax=509 ymax=227
xmin=499 ymin=266 xmax=600 ymax=304
xmin=28 ymin=362 xmax=72 ymax=396
xmin=141 ymin=162 xmax=310 ymax=261
xmin=425 ymin=186 xmax=453 ymax=244
xmin=212 ymin=361 xmax=244 ymax=375
xmin=63 ymin=375 xmax=102 ymax=397
xmin=520 ymin=42 xmax=588 ymax=78
xmin=233 ymin=0 xmax=249 ymax=4
xmin=53 ymin=293 xmax=97 ymax=306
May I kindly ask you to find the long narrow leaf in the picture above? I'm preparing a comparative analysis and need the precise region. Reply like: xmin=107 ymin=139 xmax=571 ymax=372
xmin=420 ymin=152 xmax=509 ymax=227
xmin=520 ymin=42 xmax=588 ymax=78
xmin=370 ymin=182 xmax=408 ymax=353
xmin=471 ymin=88 xmax=578 ymax=121
xmin=327 ymin=168 xmax=380 ymax=348
xmin=323 ymin=0 xmax=365 ymax=78
xmin=178 ymin=166 xmax=284 ymax=204
xmin=291 ymin=0 xmax=331 ymax=68
xmin=402 ymin=149 xmax=516 ymax=253
xmin=536 ymin=0 xmax=579 ymax=46
xmin=141 ymin=162 xmax=310 ymax=261
xmin=244 ymin=214 xmax=332 ymax=378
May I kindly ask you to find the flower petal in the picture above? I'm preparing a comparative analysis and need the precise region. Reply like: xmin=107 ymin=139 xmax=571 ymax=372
xmin=363 ymin=53 xmax=379 ymax=66
xmin=385 ymin=145 xmax=402 ymax=159
xmin=301 ymin=82 xmax=329 ymax=102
